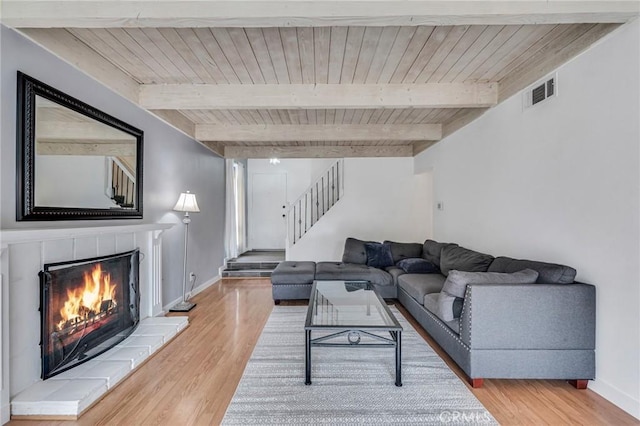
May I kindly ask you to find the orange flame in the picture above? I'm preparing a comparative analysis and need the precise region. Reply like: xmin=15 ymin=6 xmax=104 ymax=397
xmin=57 ymin=264 xmax=117 ymax=330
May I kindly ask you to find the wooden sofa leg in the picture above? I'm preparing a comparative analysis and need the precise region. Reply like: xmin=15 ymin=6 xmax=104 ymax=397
xmin=468 ymin=378 xmax=484 ymax=388
xmin=568 ymin=380 xmax=588 ymax=389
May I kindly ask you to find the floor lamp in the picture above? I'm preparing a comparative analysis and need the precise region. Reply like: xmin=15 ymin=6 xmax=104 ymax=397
xmin=170 ymin=191 xmax=200 ymax=312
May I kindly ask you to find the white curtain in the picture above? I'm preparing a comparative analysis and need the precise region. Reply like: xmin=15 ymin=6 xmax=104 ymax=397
xmin=234 ymin=161 xmax=247 ymax=254
xmin=224 ymin=159 xmax=246 ymax=260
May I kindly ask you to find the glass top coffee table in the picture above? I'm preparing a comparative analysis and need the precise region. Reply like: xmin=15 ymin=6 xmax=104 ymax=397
xmin=304 ymin=280 xmax=403 ymax=386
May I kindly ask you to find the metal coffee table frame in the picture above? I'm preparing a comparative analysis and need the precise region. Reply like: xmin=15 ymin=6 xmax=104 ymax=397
xmin=304 ymin=280 xmax=403 ymax=386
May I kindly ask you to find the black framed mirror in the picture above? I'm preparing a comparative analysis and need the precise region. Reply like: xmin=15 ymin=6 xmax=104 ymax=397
xmin=17 ymin=72 xmax=143 ymax=220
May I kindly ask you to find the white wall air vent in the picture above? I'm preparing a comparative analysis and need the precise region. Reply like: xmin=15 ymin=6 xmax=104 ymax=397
xmin=524 ymin=74 xmax=557 ymax=109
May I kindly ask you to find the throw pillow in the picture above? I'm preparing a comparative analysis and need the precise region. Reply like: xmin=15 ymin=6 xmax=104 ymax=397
xmin=436 ymin=269 xmax=539 ymax=322
xmin=488 ymin=256 xmax=576 ymax=284
xmin=439 ymin=245 xmax=495 ymax=276
xmin=443 ymin=269 xmax=540 ymax=298
xmin=364 ymin=242 xmax=395 ymax=269
xmin=396 ymin=258 xmax=440 ymax=274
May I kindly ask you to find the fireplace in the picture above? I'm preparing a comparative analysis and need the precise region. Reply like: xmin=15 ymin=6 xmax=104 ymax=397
xmin=39 ymin=249 xmax=140 ymax=379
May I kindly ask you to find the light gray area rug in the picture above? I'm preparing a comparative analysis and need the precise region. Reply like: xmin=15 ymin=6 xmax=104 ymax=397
xmin=223 ymin=306 xmax=497 ymax=425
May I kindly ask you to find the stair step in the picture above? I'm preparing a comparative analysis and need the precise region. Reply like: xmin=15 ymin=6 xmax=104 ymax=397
xmin=221 ymin=269 xmax=274 ymax=278
xmin=225 ymin=261 xmax=280 ymax=270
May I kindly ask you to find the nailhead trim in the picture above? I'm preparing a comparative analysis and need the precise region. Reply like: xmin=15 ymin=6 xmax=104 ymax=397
xmin=399 ymin=288 xmax=470 ymax=352
xmin=422 ymin=306 xmax=470 ymax=352
xmin=460 ymin=287 xmax=473 ymax=347
xmin=272 ymin=283 xmax=313 ymax=287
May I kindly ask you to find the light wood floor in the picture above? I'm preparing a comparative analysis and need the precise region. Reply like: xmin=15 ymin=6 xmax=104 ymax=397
xmin=10 ymin=279 xmax=638 ymax=425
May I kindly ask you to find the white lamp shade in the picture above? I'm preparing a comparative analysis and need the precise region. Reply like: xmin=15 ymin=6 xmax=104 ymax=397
xmin=173 ymin=191 xmax=200 ymax=213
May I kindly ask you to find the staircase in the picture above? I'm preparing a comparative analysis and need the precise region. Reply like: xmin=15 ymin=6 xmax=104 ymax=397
xmin=288 ymin=159 xmax=344 ymax=245
xmin=110 ymin=157 xmax=135 ymax=208
xmin=221 ymin=250 xmax=285 ymax=278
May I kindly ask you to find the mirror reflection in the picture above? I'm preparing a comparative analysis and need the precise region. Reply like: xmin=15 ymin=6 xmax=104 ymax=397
xmin=34 ymin=96 xmax=138 ymax=210
xmin=17 ymin=71 xmax=143 ymax=220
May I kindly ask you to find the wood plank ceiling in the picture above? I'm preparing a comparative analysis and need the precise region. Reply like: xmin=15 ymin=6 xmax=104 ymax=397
xmin=4 ymin=1 xmax=637 ymax=158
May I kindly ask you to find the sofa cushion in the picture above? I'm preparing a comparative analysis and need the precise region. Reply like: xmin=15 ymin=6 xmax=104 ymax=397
xmin=270 ymin=261 xmax=316 ymax=285
xmin=384 ymin=240 xmax=423 ymax=263
xmin=316 ymin=262 xmax=393 ymax=287
xmin=443 ymin=269 xmax=540 ymax=298
xmin=436 ymin=269 xmax=539 ymax=321
xmin=385 ymin=266 xmax=405 ymax=286
xmin=440 ymin=245 xmax=495 ymax=276
xmin=342 ymin=237 xmax=375 ymax=265
xmin=488 ymin=256 xmax=576 ymax=284
xmin=435 ymin=293 xmax=466 ymax=322
xmin=423 ymin=292 xmax=439 ymax=314
xmin=422 ymin=240 xmax=457 ymax=265
xmin=423 ymin=294 xmax=460 ymax=334
xmin=396 ymin=258 xmax=439 ymax=274
xmin=398 ymin=273 xmax=446 ymax=303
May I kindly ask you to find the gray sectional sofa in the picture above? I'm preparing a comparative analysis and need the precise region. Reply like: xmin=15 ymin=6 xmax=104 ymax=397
xmin=271 ymin=238 xmax=596 ymax=388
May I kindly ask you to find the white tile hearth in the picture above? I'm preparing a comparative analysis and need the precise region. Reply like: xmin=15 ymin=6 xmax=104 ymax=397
xmin=119 ymin=335 xmax=164 ymax=353
xmin=10 ymin=315 xmax=189 ymax=419
xmin=9 ymin=379 xmax=107 ymax=418
xmin=94 ymin=346 xmax=150 ymax=369
xmin=133 ymin=324 xmax=182 ymax=341
xmin=51 ymin=360 xmax=132 ymax=388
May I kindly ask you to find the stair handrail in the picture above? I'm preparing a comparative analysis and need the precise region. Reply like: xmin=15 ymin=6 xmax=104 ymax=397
xmin=287 ymin=159 xmax=344 ymax=245
xmin=288 ymin=159 xmax=344 ymax=209
xmin=112 ymin=157 xmax=135 ymax=182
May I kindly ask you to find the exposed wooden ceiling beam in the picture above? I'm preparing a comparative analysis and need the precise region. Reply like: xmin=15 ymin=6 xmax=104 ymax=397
xmin=37 ymin=141 xmax=136 ymax=156
xmin=196 ymin=124 xmax=442 ymax=142
xmin=37 ymin=121 xmax=136 ymax=142
xmin=140 ymin=83 xmax=498 ymax=110
xmin=203 ymin=141 xmax=225 ymax=157
xmin=224 ymin=145 xmax=413 ymax=159
xmin=148 ymin=109 xmax=196 ymax=138
xmin=3 ymin=1 xmax=638 ymax=28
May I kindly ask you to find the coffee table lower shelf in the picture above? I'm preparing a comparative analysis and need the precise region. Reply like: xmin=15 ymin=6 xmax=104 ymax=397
xmin=304 ymin=328 xmax=402 ymax=386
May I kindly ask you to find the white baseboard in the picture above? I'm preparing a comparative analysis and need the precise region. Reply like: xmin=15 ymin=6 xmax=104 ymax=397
xmin=589 ymin=378 xmax=640 ymax=420
xmin=162 ymin=275 xmax=221 ymax=314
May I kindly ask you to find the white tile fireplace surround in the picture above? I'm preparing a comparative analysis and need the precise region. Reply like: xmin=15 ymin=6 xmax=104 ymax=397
xmin=0 ymin=223 xmax=179 ymax=422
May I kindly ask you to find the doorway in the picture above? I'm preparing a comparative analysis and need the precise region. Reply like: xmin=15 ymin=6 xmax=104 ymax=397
xmin=248 ymin=173 xmax=287 ymax=249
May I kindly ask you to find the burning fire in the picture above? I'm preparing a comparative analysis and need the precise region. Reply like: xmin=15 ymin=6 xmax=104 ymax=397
xmin=57 ymin=264 xmax=117 ymax=331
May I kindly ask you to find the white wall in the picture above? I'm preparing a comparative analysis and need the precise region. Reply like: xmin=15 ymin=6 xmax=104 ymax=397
xmin=288 ymin=157 xmax=432 ymax=261
xmin=0 ymin=25 xmax=226 ymax=306
xmin=35 ymin=155 xmax=114 ymax=208
xmin=414 ymin=20 xmax=640 ymax=418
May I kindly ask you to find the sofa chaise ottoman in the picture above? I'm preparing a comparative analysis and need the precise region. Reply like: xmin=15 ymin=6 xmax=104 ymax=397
xmin=271 ymin=261 xmax=316 ymax=304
